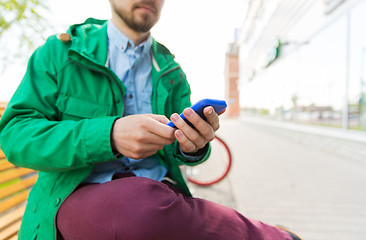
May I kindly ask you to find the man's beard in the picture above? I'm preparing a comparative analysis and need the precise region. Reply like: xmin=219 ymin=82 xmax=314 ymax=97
xmin=120 ymin=13 xmax=155 ymax=32
xmin=116 ymin=2 xmax=159 ymax=33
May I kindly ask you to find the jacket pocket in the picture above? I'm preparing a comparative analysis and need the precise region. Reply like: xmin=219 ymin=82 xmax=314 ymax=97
xmin=56 ymin=95 xmax=111 ymax=120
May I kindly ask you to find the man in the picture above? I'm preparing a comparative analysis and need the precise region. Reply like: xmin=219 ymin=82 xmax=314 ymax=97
xmin=0 ymin=0 xmax=301 ymax=239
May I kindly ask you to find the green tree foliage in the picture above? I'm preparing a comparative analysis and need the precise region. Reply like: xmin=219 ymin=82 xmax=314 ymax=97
xmin=0 ymin=0 xmax=49 ymax=71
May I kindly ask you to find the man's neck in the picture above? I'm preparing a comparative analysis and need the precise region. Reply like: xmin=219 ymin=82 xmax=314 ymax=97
xmin=111 ymin=17 xmax=150 ymax=46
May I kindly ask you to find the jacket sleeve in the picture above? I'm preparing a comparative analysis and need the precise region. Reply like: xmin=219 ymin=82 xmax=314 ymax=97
xmin=0 ymin=42 xmax=117 ymax=172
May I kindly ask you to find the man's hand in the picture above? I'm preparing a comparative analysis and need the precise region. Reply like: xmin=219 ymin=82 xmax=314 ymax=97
xmin=111 ymin=114 xmax=176 ymax=159
xmin=170 ymin=106 xmax=221 ymax=154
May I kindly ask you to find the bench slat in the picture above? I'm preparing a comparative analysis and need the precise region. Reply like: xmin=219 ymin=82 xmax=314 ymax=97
xmin=0 ymin=205 xmax=26 ymax=230
xmin=0 ymin=219 xmax=21 ymax=240
xmin=0 ymin=160 xmax=15 ymax=172
xmin=0 ymin=175 xmax=37 ymax=200
xmin=8 ymin=235 xmax=18 ymax=240
xmin=0 ymin=190 xmax=30 ymax=214
xmin=0 ymin=168 xmax=34 ymax=184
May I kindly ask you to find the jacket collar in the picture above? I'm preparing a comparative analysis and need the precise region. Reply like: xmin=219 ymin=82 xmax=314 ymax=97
xmin=66 ymin=18 xmax=178 ymax=74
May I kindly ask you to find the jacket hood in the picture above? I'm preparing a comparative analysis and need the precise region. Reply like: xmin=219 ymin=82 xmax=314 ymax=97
xmin=67 ymin=18 xmax=109 ymax=66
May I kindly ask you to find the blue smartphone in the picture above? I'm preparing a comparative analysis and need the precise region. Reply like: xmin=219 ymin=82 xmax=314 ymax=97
xmin=167 ymin=99 xmax=227 ymax=128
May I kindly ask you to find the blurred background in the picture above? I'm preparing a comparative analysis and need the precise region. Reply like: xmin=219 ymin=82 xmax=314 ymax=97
xmin=1 ymin=0 xmax=366 ymax=239
xmin=236 ymin=0 xmax=366 ymax=132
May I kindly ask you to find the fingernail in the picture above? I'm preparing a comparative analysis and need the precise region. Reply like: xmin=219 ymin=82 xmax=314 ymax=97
xmin=184 ymin=108 xmax=193 ymax=117
xmin=175 ymin=130 xmax=182 ymax=139
xmin=208 ymin=107 xmax=213 ymax=115
xmin=171 ymin=114 xmax=179 ymax=122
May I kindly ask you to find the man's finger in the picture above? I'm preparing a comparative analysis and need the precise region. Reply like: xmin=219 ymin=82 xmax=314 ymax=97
xmin=149 ymin=114 xmax=170 ymax=124
xmin=137 ymin=131 xmax=175 ymax=145
xmin=174 ymin=130 xmax=197 ymax=153
xmin=171 ymin=112 xmax=203 ymax=142
xmin=145 ymin=115 xmax=176 ymax=139
xmin=172 ymin=111 xmax=211 ymax=148
xmin=203 ymin=106 xmax=220 ymax=132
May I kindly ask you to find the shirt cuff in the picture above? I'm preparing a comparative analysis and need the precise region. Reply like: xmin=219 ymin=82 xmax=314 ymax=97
xmin=178 ymin=144 xmax=208 ymax=162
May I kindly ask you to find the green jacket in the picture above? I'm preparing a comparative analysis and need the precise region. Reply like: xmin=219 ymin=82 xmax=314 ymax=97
xmin=0 ymin=18 xmax=210 ymax=240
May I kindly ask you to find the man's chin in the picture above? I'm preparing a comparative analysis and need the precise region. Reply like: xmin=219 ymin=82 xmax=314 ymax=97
xmin=132 ymin=17 xmax=157 ymax=32
xmin=130 ymin=22 xmax=154 ymax=33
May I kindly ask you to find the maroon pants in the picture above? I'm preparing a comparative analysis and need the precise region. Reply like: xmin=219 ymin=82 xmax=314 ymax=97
xmin=57 ymin=176 xmax=291 ymax=240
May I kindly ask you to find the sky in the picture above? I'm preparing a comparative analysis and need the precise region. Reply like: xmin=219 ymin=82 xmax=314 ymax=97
xmin=0 ymin=0 xmax=246 ymax=104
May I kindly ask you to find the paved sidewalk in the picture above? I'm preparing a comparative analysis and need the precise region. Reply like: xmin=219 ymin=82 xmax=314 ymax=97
xmin=190 ymin=118 xmax=366 ymax=240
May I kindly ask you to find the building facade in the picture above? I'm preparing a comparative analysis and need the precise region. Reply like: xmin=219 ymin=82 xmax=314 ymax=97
xmin=238 ymin=0 xmax=366 ymax=132
xmin=225 ymin=43 xmax=241 ymax=118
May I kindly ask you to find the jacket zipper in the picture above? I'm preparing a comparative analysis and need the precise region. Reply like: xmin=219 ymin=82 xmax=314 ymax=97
xmin=153 ymin=64 xmax=191 ymax=195
xmin=154 ymin=65 xmax=180 ymax=114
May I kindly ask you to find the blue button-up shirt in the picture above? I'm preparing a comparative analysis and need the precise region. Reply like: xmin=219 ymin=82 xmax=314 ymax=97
xmin=84 ymin=21 xmax=201 ymax=184
xmin=83 ymin=21 xmax=167 ymax=183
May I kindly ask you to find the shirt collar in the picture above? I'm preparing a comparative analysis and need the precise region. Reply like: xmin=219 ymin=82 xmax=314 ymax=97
xmin=107 ymin=20 xmax=152 ymax=56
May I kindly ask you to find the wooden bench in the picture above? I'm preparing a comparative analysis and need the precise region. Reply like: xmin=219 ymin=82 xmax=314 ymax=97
xmin=0 ymin=104 xmax=38 ymax=239
xmin=0 ymin=149 xmax=38 ymax=240
xmin=0 ymin=102 xmax=6 ymax=118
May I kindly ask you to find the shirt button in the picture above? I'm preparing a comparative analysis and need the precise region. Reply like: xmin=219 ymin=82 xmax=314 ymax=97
xmin=129 ymin=94 xmax=133 ymax=99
